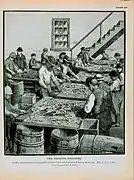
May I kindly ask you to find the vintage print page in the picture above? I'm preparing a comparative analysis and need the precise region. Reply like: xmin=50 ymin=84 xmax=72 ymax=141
xmin=0 ymin=0 xmax=133 ymax=180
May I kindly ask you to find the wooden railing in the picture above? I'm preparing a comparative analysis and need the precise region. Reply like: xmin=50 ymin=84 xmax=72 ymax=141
xmin=70 ymin=12 xmax=113 ymax=59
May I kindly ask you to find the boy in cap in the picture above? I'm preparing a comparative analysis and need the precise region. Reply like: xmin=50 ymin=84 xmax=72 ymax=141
xmin=39 ymin=56 xmax=61 ymax=97
xmin=100 ymin=51 xmax=109 ymax=60
xmin=109 ymin=70 xmax=122 ymax=127
xmin=29 ymin=53 xmax=39 ymax=69
xmin=5 ymin=52 xmax=21 ymax=79
xmin=41 ymin=48 xmax=49 ymax=62
xmin=5 ymin=85 xmax=25 ymax=152
xmin=14 ymin=47 xmax=27 ymax=72
xmin=62 ymin=57 xmax=79 ymax=80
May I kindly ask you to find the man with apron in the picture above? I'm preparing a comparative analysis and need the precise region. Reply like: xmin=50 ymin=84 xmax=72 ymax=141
xmin=83 ymin=77 xmax=113 ymax=136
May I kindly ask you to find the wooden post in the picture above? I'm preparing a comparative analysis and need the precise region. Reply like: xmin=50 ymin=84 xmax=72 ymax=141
xmin=100 ymin=24 xmax=102 ymax=43
xmin=71 ymin=50 xmax=73 ymax=60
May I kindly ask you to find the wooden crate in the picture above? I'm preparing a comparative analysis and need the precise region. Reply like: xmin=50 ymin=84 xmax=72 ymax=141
xmin=21 ymin=93 xmax=36 ymax=105
xmin=79 ymin=119 xmax=99 ymax=137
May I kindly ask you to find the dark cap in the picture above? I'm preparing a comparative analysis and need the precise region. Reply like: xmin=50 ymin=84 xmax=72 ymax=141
xmin=9 ymin=52 xmax=16 ymax=58
xmin=114 ymin=53 xmax=121 ymax=57
xmin=81 ymin=47 xmax=85 ymax=51
xmin=59 ymin=52 xmax=66 ymax=59
xmin=31 ymin=53 xmax=36 ymax=57
xmin=109 ymin=70 xmax=118 ymax=77
xmin=43 ymin=48 xmax=48 ymax=52
xmin=115 ymin=63 xmax=122 ymax=69
xmin=17 ymin=47 xmax=23 ymax=52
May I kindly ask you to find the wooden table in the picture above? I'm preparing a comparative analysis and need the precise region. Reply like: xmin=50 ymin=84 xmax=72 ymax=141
xmin=16 ymin=97 xmax=99 ymax=134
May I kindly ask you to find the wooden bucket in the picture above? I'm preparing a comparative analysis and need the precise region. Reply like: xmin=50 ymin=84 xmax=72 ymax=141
xmin=78 ymin=135 xmax=124 ymax=155
xmin=50 ymin=129 xmax=79 ymax=154
xmin=11 ymin=81 xmax=24 ymax=95
xmin=14 ymin=125 xmax=44 ymax=154
xmin=11 ymin=94 xmax=22 ymax=106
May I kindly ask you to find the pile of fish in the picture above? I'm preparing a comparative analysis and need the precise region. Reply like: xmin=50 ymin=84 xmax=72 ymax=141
xmin=13 ymin=69 xmax=39 ymax=79
xmin=84 ymin=64 xmax=113 ymax=72
xmin=22 ymin=97 xmax=85 ymax=128
xmin=77 ymin=71 xmax=109 ymax=82
xmin=58 ymin=83 xmax=89 ymax=99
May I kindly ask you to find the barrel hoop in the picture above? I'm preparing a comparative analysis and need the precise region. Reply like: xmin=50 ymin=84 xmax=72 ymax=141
xmin=78 ymin=134 xmax=85 ymax=153
xmin=16 ymin=130 xmax=44 ymax=137
xmin=91 ymin=135 xmax=97 ymax=154
xmin=14 ymin=138 xmax=44 ymax=147
xmin=51 ymin=142 xmax=79 ymax=150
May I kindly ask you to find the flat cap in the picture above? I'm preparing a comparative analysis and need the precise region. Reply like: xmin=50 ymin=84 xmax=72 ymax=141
xmin=114 ymin=52 xmax=121 ymax=57
xmin=17 ymin=47 xmax=23 ymax=52
xmin=9 ymin=52 xmax=16 ymax=58
xmin=43 ymin=48 xmax=48 ymax=52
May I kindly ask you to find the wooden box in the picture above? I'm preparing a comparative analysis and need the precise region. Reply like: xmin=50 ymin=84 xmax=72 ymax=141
xmin=21 ymin=93 xmax=36 ymax=105
xmin=79 ymin=119 xmax=99 ymax=136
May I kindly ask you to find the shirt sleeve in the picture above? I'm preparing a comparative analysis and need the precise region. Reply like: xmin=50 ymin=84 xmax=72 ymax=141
xmin=23 ymin=55 xmax=28 ymax=69
xmin=110 ymin=79 xmax=121 ymax=92
xmin=39 ymin=70 xmax=47 ymax=88
xmin=84 ymin=93 xmax=95 ymax=113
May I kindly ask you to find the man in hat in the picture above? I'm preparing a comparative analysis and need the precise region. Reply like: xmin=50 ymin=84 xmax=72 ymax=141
xmin=41 ymin=48 xmax=49 ymax=62
xmin=100 ymin=51 xmax=109 ymax=60
xmin=5 ymin=85 xmax=25 ymax=152
xmin=39 ymin=56 xmax=61 ymax=97
xmin=61 ymin=56 xmax=79 ymax=79
xmin=14 ymin=47 xmax=27 ymax=72
xmin=77 ymin=47 xmax=94 ymax=67
xmin=29 ymin=53 xmax=39 ymax=69
xmin=58 ymin=52 xmax=66 ymax=64
xmin=109 ymin=70 xmax=122 ymax=127
xmin=94 ymin=74 xmax=111 ymax=93
xmin=5 ymin=52 xmax=21 ymax=79
xmin=83 ymin=76 xmax=113 ymax=136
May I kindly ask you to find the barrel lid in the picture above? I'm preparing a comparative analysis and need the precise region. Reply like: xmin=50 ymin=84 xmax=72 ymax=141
xmin=16 ymin=125 xmax=43 ymax=135
xmin=51 ymin=129 xmax=78 ymax=140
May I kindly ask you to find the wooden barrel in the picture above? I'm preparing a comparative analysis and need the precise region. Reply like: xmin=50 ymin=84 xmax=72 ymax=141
xmin=14 ymin=125 xmax=44 ymax=154
xmin=11 ymin=81 xmax=24 ymax=95
xmin=78 ymin=135 xmax=124 ymax=155
xmin=50 ymin=129 xmax=79 ymax=154
xmin=11 ymin=94 xmax=22 ymax=106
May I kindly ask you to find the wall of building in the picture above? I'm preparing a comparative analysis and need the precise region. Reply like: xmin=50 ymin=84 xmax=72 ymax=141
xmin=4 ymin=11 xmax=124 ymax=62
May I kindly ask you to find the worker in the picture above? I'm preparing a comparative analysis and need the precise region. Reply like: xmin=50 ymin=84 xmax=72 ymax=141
xmin=100 ymin=51 xmax=109 ymax=60
xmin=41 ymin=48 xmax=49 ymax=62
xmin=114 ymin=52 xmax=122 ymax=63
xmin=62 ymin=57 xmax=79 ymax=80
xmin=5 ymin=85 xmax=25 ymax=152
xmin=39 ymin=56 xmax=61 ymax=97
xmin=94 ymin=74 xmax=111 ymax=93
xmin=5 ymin=52 xmax=21 ymax=79
xmin=58 ymin=52 xmax=66 ymax=63
xmin=14 ymin=47 xmax=28 ymax=72
xmin=83 ymin=76 xmax=113 ymax=136
xmin=29 ymin=53 xmax=39 ymax=69
xmin=109 ymin=70 xmax=122 ymax=127
xmin=77 ymin=47 xmax=94 ymax=67
xmin=75 ymin=53 xmax=84 ymax=67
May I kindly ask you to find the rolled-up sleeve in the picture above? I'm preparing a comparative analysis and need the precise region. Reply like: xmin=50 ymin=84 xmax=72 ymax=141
xmin=84 ymin=93 xmax=95 ymax=113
